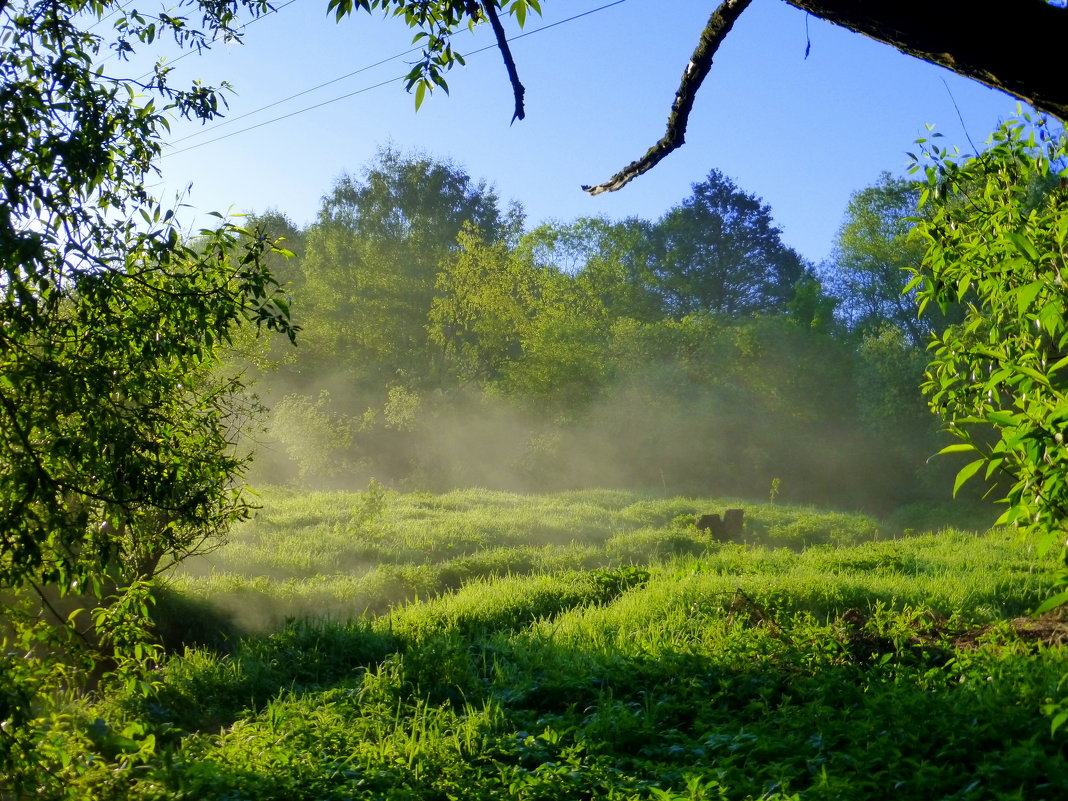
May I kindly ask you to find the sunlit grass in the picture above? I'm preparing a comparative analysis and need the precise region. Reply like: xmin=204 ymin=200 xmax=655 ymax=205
xmin=64 ymin=487 xmax=1068 ymax=800
xmin=166 ymin=487 xmax=1050 ymax=633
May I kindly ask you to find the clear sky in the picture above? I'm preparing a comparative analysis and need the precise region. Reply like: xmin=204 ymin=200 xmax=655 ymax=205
xmin=145 ymin=0 xmax=1033 ymax=264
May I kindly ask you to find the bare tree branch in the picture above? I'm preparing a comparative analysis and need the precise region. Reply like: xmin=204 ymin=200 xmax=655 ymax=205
xmin=482 ymin=0 xmax=526 ymax=123
xmin=582 ymin=0 xmax=754 ymax=196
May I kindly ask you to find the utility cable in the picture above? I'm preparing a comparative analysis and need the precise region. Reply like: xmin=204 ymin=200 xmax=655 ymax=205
xmin=161 ymin=0 xmax=628 ymax=158
xmin=166 ymin=42 xmax=425 ymax=146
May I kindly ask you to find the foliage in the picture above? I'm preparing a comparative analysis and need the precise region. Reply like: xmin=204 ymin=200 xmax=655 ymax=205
xmin=785 ymin=275 xmax=839 ymax=333
xmin=253 ymin=151 xmax=949 ymax=509
xmin=31 ymin=487 xmax=1068 ymax=799
xmin=0 ymin=0 xmax=295 ymax=789
xmin=295 ymin=148 xmax=515 ymax=384
xmin=271 ymin=390 xmax=366 ymax=481
xmin=0 ymin=0 xmax=294 ymax=587
xmin=326 ymin=1 xmax=542 ymax=108
xmin=428 ymin=225 xmax=544 ymax=384
xmin=652 ymin=170 xmax=810 ymax=316
xmin=909 ymin=116 xmax=1068 ymax=564
xmin=430 ymin=223 xmax=612 ymax=407
xmin=523 ymin=217 xmax=665 ymax=323
xmin=829 ymin=173 xmax=933 ymax=342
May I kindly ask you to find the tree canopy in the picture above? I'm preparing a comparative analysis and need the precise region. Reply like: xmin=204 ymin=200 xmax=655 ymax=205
xmin=652 ymin=170 xmax=808 ymax=317
xmin=829 ymin=173 xmax=938 ymax=344
xmin=0 ymin=1 xmax=295 ymax=786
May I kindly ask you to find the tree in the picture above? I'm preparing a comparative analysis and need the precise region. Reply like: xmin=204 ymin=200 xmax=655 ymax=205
xmin=830 ymin=173 xmax=933 ymax=344
xmin=327 ymin=1 xmax=1068 ymax=193
xmin=909 ymin=116 xmax=1068 ymax=561
xmin=429 ymin=226 xmax=540 ymax=384
xmin=298 ymin=148 xmax=516 ymax=386
xmin=0 ymin=0 xmax=294 ymax=787
xmin=430 ymin=225 xmax=609 ymax=408
xmin=651 ymin=170 xmax=809 ymax=317
xmin=522 ymin=217 xmax=665 ymax=323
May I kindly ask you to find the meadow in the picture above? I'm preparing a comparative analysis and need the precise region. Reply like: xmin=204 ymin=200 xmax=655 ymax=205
xmin=56 ymin=487 xmax=1068 ymax=800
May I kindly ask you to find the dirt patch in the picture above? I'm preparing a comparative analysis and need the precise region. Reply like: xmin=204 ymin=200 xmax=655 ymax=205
xmin=952 ymin=606 xmax=1068 ymax=650
xmin=835 ymin=605 xmax=1068 ymax=654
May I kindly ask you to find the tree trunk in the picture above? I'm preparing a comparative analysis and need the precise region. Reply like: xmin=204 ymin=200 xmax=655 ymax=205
xmin=786 ymin=0 xmax=1068 ymax=122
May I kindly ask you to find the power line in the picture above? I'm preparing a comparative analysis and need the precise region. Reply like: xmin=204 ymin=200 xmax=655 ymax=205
xmin=85 ymin=3 xmax=126 ymax=32
xmin=166 ymin=42 xmax=425 ymax=146
xmin=161 ymin=0 xmax=629 ymax=158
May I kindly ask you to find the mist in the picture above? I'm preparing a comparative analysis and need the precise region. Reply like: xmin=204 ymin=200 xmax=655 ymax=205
xmin=229 ymin=150 xmax=982 ymax=518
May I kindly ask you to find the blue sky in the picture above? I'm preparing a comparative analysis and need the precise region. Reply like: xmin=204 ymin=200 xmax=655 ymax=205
xmin=147 ymin=0 xmax=1032 ymax=264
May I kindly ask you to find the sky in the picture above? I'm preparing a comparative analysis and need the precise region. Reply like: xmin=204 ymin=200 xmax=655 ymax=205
xmin=142 ymin=0 xmax=1035 ymax=264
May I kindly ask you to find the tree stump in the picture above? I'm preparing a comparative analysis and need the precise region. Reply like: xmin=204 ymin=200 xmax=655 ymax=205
xmin=695 ymin=513 xmax=727 ymax=541
xmin=724 ymin=508 xmax=744 ymax=538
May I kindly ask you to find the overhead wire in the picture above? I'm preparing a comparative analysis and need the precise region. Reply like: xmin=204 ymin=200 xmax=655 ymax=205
xmin=160 ymin=0 xmax=629 ymax=159
xmin=85 ymin=2 xmax=126 ymax=32
xmin=165 ymin=42 xmax=426 ymax=146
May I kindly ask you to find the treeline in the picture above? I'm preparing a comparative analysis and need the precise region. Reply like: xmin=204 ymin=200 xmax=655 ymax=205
xmin=233 ymin=149 xmax=967 ymax=512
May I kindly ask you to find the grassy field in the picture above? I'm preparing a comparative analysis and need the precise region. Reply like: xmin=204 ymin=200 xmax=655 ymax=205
xmin=46 ymin=487 xmax=1068 ymax=800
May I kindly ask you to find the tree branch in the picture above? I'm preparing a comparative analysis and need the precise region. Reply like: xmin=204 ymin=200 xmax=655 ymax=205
xmin=584 ymin=0 xmax=1068 ymax=198
xmin=582 ymin=0 xmax=754 ymax=196
xmin=784 ymin=0 xmax=1068 ymax=124
xmin=482 ymin=1 xmax=525 ymax=123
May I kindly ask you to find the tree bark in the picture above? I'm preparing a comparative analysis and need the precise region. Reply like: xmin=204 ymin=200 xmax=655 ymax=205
xmin=786 ymin=0 xmax=1068 ymax=122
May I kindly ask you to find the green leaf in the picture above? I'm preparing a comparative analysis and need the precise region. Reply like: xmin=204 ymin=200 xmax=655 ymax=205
xmin=1015 ymin=364 xmax=1049 ymax=385
xmin=1048 ymin=354 xmax=1068 ymax=375
xmin=1039 ymin=301 xmax=1064 ymax=334
xmin=937 ymin=443 xmax=977 ymax=455
xmin=985 ymin=410 xmax=1020 ymax=427
xmin=1005 ymin=231 xmax=1040 ymax=261
xmin=1050 ymin=709 xmax=1068 ymax=736
xmin=953 ymin=458 xmax=986 ymax=497
xmin=414 ymin=80 xmax=427 ymax=110
xmin=1034 ymin=589 xmax=1068 ymax=616
xmin=1016 ymin=280 xmax=1044 ymax=315
xmin=984 ymin=457 xmax=1004 ymax=479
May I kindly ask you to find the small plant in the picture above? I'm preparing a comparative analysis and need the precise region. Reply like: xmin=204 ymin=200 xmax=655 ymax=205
xmin=588 ymin=566 xmax=651 ymax=598
xmin=769 ymin=477 xmax=782 ymax=504
xmin=351 ymin=477 xmax=387 ymax=528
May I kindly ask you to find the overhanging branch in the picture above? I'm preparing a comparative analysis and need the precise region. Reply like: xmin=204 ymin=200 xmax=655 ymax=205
xmin=784 ymin=0 xmax=1068 ymax=123
xmin=582 ymin=0 xmax=754 ymax=195
xmin=482 ymin=0 xmax=526 ymax=123
xmin=582 ymin=0 xmax=1068 ymax=197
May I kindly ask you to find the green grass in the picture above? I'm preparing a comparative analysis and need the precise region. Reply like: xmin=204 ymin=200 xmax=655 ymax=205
xmin=167 ymin=487 xmax=918 ymax=630
xmin=34 ymin=488 xmax=1068 ymax=800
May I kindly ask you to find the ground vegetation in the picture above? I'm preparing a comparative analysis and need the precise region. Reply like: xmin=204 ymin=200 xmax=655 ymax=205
xmin=16 ymin=486 xmax=1068 ymax=800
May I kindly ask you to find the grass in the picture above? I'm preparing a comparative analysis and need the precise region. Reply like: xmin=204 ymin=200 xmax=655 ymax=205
xmin=29 ymin=487 xmax=1068 ymax=800
xmin=167 ymin=486 xmax=943 ymax=630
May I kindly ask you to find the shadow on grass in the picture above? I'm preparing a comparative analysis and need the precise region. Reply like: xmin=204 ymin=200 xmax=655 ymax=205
xmin=126 ymin=583 xmax=1068 ymax=801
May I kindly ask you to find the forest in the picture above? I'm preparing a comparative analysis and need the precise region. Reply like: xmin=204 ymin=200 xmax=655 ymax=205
xmin=239 ymin=150 xmax=964 ymax=516
xmin=4 ymin=1 xmax=1068 ymax=799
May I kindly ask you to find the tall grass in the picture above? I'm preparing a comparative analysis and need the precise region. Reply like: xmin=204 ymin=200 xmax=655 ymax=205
xmin=47 ymin=486 xmax=1065 ymax=801
xmin=167 ymin=487 xmax=931 ymax=631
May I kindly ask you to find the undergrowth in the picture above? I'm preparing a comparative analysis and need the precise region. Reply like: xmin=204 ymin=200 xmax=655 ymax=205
xmin=9 ymin=488 xmax=1066 ymax=800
